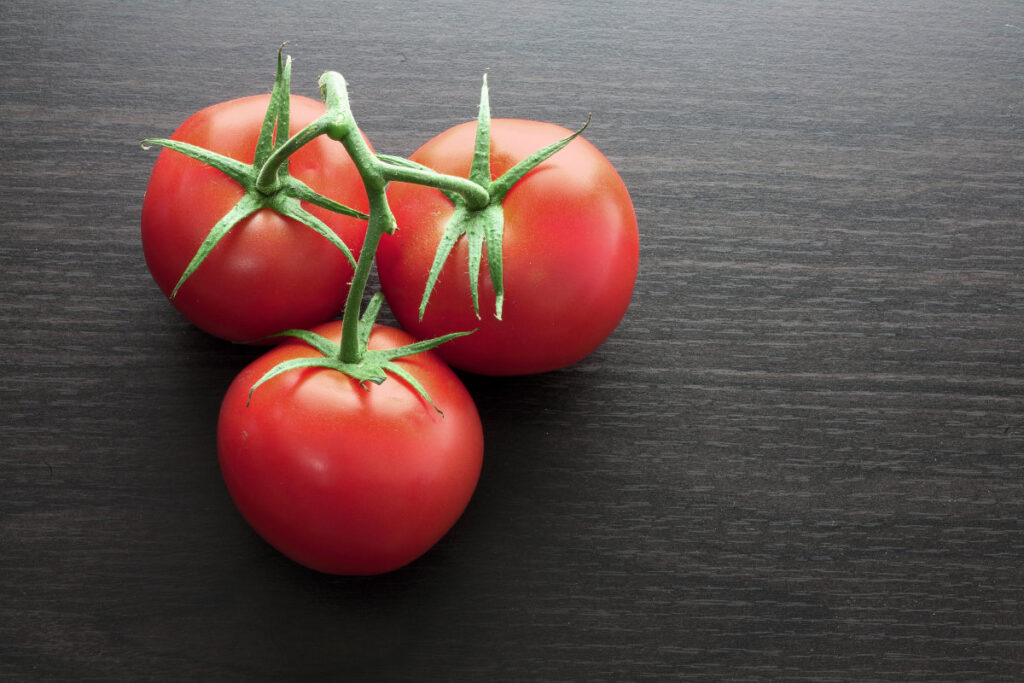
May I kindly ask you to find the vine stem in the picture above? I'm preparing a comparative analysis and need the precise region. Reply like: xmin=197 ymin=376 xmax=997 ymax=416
xmin=316 ymin=72 xmax=396 ymax=364
xmin=254 ymin=123 xmax=323 ymax=194
xmin=253 ymin=77 xmax=354 ymax=194
xmin=312 ymin=71 xmax=494 ymax=364
xmin=379 ymin=159 xmax=490 ymax=211
xmin=338 ymin=192 xmax=389 ymax=364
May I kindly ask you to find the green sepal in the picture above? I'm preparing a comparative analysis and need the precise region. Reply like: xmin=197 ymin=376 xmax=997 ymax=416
xmin=247 ymin=322 xmax=474 ymax=414
xmin=283 ymin=176 xmax=369 ymax=220
xmin=381 ymin=362 xmax=438 ymax=412
xmin=263 ymin=328 xmax=339 ymax=357
xmin=246 ymin=356 xmax=337 ymax=406
xmin=416 ymin=76 xmax=589 ymax=321
xmin=417 ymin=198 xmax=505 ymax=321
xmin=170 ymin=192 xmax=264 ymax=299
xmin=419 ymin=210 xmax=464 ymax=320
xmin=468 ymin=74 xmax=492 ymax=187
xmin=140 ymin=138 xmax=252 ymax=186
xmin=489 ymin=113 xmax=591 ymax=202
xmin=271 ymin=49 xmax=292 ymax=179
xmin=270 ymin=194 xmax=357 ymax=269
xmin=374 ymin=328 xmax=473 ymax=360
xmin=465 ymin=216 xmax=484 ymax=316
xmin=361 ymin=328 xmax=475 ymax=413
xmin=358 ymin=292 xmax=386 ymax=348
xmin=253 ymin=45 xmax=292 ymax=169
xmin=481 ymin=204 xmax=505 ymax=319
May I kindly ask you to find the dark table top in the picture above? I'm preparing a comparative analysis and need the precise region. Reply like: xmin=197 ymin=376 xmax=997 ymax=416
xmin=2 ymin=1 xmax=1022 ymax=680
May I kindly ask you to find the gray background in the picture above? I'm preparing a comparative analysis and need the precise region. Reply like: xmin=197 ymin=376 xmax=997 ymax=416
xmin=2 ymin=1 xmax=1022 ymax=680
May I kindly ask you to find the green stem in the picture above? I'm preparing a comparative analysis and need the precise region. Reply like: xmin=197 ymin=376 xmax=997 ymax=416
xmin=313 ymin=71 xmax=502 ymax=363
xmin=317 ymin=71 xmax=351 ymax=129
xmin=253 ymin=71 xmax=357 ymax=196
xmin=338 ymin=191 xmax=388 ymax=364
xmin=254 ymin=120 xmax=326 ymax=195
xmin=379 ymin=160 xmax=491 ymax=211
xmin=316 ymin=72 xmax=393 ymax=364
xmin=243 ymin=64 xmax=488 ymax=411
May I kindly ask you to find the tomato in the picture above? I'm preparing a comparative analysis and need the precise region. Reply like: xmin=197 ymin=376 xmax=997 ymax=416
xmin=217 ymin=321 xmax=484 ymax=575
xmin=141 ymin=94 xmax=368 ymax=342
xmin=376 ymin=118 xmax=638 ymax=375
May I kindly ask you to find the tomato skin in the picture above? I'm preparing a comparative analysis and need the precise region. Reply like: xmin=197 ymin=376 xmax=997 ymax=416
xmin=377 ymin=119 xmax=638 ymax=375
xmin=141 ymin=95 xmax=368 ymax=342
xmin=217 ymin=321 xmax=483 ymax=575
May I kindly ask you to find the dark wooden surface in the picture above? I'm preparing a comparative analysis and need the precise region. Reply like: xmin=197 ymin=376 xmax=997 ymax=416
xmin=2 ymin=1 xmax=1022 ymax=680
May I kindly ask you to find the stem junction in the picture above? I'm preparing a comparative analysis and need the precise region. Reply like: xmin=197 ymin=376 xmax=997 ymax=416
xmin=246 ymin=69 xmax=475 ymax=412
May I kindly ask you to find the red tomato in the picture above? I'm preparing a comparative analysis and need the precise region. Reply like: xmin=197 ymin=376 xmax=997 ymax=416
xmin=217 ymin=321 xmax=484 ymax=575
xmin=377 ymin=119 xmax=638 ymax=375
xmin=141 ymin=95 xmax=368 ymax=342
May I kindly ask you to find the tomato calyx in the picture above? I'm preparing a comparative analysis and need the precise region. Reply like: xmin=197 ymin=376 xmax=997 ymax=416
xmin=249 ymin=293 xmax=471 ymax=413
xmin=141 ymin=46 xmax=368 ymax=300
xmin=395 ymin=76 xmax=591 ymax=322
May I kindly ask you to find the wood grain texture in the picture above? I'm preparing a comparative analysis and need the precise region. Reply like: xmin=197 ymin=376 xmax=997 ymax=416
xmin=1 ymin=1 xmax=1021 ymax=680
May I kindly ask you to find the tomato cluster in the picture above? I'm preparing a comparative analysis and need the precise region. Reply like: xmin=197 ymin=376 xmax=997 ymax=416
xmin=141 ymin=51 xmax=638 ymax=575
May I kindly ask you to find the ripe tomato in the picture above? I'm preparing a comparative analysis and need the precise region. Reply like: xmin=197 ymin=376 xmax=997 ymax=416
xmin=217 ymin=321 xmax=484 ymax=575
xmin=377 ymin=118 xmax=638 ymax=375
xmin=141 ymin=95 xmax=368 ymax=342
